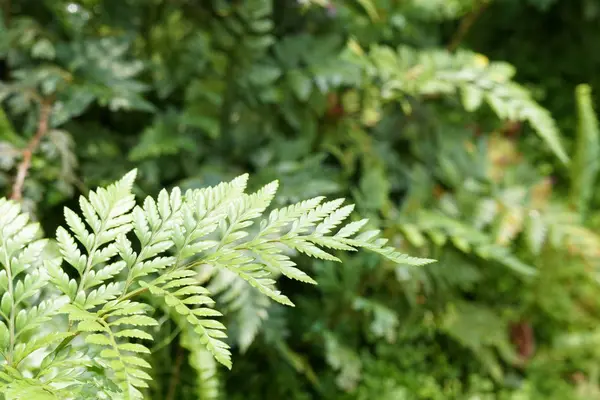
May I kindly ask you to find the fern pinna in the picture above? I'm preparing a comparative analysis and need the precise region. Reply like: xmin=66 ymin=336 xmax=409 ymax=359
xmin=0 ymin=170 xmax=433 ymax=399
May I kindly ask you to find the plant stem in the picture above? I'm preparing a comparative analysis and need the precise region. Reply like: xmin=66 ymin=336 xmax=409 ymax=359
xmin=166 ymin=344 xmax=185 ymax=400
xmin=120 ymin=286 xmax=148 ymax=302
xmin=1 ymin=0 xmax=10 ymax=25
xmin=447 ymin=1 xmax=490 ymax=53
xmin=10 ymin=99 xmax=53 ymax=201
xmin=2 ymin=237 xmax=14 ymax=364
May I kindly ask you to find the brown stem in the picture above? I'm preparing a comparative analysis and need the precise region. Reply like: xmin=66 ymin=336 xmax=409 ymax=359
xmin=10 ymin=100 xmax=53 ymax=201
xmin=1 ymin=0 xmax=10 ymax=26
xmin=510 ymin=320 xmax=536 ymax=367
xmin=166 ymin=344 xmax=185 ymax=400
xmin=447 ymin=1 xmax=490 ymax=53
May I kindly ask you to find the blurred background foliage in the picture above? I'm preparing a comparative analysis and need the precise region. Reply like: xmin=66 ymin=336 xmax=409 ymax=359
xmin=2 ymin=0 xmax=600 ymax=398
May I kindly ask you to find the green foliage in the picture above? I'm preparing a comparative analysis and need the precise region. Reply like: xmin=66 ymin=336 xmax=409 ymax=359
xmin=352 ymin=44 xmax=568 ymax=163
xmin=1 ymin=0 xmax=600 ymax=399
xmin=570 ymin=84 xmax=599 ymax=219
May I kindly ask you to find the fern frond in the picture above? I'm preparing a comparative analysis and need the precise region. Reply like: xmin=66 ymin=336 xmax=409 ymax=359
xmin=181 ymin=328 xmax=221 ymax=400
xmin=49 ymin=170 xmax=161 ymax=398
xmin=0 ymin=170 xmax=432 ymax=397
xmin=361 ymin=45 xmax=569 ymax=163
xmin=54 ymin=170 xmax=137 ymax=303
xmin=172 ymin=174 xmax=249 ymax=265
xmin=324 ymin=332 xmax=362 ymax=392
xmin=62 ymin=302 xmax=155 ymax=399
xmin=116 ymin=187 xmax=183 ymax=291
xmin=443 ymin=53 xmax=568 ymax=164
xmin=200 ymin=190 xmax=434 ymax=310
xmin=0 ymin=198 xmax=51 ymax=367
xmin=143 ymin=271 xmax=230 ymax=369
xmin=415 ymin=209 xmax=537 ymax=276
xmin=208 ymin=268 xmax=271 ymax=352
xmin=524 ymin=210 xmax=547 ymax=255
xmin=570 ymin=84 xmax=600 ymax=219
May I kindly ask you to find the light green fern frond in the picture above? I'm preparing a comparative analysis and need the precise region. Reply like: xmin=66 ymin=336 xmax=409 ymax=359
xmin=201 ymin=192 xmax=434 ymax=307
xmin=1 ymin=170 xmax=434 ymax=399
xmin=50 ymin=169 xmax=137 ymax=304
xmin=143 ymin=269 xmax=230 ymax=368
xmin=181 ymin=327 xmax=221 ymax=400
xmin=355 ymin=45 xmax=569 ymax=164
xmin=47 ymin=170 xmax=156 ymax=398
xmin=324 ymin=332 xmax=362 ymax=392
xmin=414 ymin=209 xmax=537 ymax=277
xmin=207 ymin=268 xmax=271 ymax=353
xmin=0 ymin=199 xmax=79 ymax=396
xmin=0 ymin=199 xmax=58 ymax=367
xmin=437 ymin=51 xmax=568 ymax=164
xmin=469 ymin=182 xmax=600 ymax=263
xmin=415 ymin=180 xmax=600 ymax=278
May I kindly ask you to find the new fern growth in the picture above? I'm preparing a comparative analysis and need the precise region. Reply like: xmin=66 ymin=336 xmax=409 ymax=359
xmin=0 ymin=170 xmax=434 ymax=399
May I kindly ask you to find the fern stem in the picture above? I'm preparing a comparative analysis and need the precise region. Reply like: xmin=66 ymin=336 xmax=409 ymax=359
xmin=447 ymin=1 xmax=490 ymax=52
xmin=99 ymin=284 xmax=151 ymax=319
xmin=75 ymin=223 xmax=107 ymax=297
xmin=122 ymin=203 xmax=180 ymax=296
xmin=110 ymin=251 xmax=203 ymax=315
xmin=66 ymin=210 xmax=111 ymax=332
xmin=99 ymin=318 xmax=134 ymax=397
xmin=1 ymin=0 xmax=9 ymax=25
xmin=3 ymin=238 xmax=14 ymax=364
xmin=166 ymin=344 xmax=184 ymax=400
xmin=120 ymin=286 xmax=148 ymax=303
xmin=150 ymin=324 xmax=182 ymax=353
xmin=173 ymin=227 xmax=194 ymax=269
